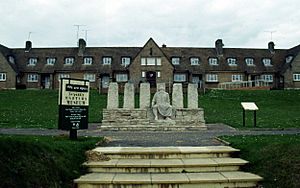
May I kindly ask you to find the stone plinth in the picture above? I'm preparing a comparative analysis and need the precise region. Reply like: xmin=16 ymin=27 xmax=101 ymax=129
xmin=188 ymin=83 xmax=198 ymax=109
xmin=172 ymin=83 xmax=183 ymax=108
xmin=107 ymin=82 xmax=118 ymax=109
xmin=123 ymin=83 xmax=135 ymax=109
xmin=140 ymin=83 xmax=150 ymax=109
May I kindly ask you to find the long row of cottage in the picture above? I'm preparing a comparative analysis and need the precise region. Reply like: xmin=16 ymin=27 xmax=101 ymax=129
xmin=0 ymin=38 xmax=300 ymax=91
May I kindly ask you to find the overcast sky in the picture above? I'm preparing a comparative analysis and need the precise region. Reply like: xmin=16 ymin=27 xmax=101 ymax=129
xmin=1 ymin=0 xmax=300 ymax=49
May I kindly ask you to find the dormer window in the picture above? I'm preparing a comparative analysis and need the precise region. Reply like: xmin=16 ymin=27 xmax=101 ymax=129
xmin=64 ymin=57 xmax=74 ymax=65
xmin=171 ymin=57 xmax=180 ymax=65
xmin=103 ymin=57 xmax=112 ymax=65
xmin=83 ymin=57 xmax=93 ymax=65
xmin=262 ymin=58 xmax=272 ymax=66
xmin=286 ymin=56 xmax=293 ymax=63
xmin=245 ymin=58 xmax=254 ymax=66
xmin=46 ymin=57 xmax=56 ymax=65
xmin=227 ymin=58 xmax=237 ymax=66
xmin=8 ymin=56 xmax=15 ymax=64
xmin=208 ymin=57 xmax=218 ymax=65
xmin=190 ymin=57 xmax=200 ymax=65
xmin=121 ymin=57 xmax=131 ymax=67
xmin=28 ymin=58 xmax=37 ymax=66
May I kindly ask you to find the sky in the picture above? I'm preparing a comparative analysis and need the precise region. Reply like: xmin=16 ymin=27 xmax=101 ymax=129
xmin=0 ymin=0 xmax=300 ymax=49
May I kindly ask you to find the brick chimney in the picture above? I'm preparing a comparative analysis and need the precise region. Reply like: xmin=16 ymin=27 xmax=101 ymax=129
xmin=215 ymin=39 xmax=224 ymax=56
xmin=78 ymin=38 xmax=86 ymax=56
xmin=268 ymin=41 xmax=275 ymax=54
xmin=25 ymin=41 xmax=32 ymax=52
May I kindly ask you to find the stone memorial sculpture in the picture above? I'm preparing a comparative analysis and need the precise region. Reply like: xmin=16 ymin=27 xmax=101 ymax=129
xmin=151 ymin=86 xmax=173 ymax=120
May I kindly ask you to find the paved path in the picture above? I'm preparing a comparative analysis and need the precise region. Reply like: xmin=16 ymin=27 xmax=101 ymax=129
xmin=1 ymin=124 xmax=299 ymax=146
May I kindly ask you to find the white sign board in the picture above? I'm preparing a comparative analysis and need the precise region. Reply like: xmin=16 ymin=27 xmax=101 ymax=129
xmin=241 ymin=102 xmax=258 ymax=111
xmin=59 ymin=78 xmax=90 ymax=106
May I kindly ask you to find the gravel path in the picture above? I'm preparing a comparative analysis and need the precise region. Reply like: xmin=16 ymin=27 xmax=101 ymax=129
xmin=1 ymin=123 xmax=299 ymax=146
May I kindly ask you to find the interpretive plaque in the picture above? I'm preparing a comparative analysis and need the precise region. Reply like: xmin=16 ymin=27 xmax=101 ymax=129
xmin=58 ymin=78 xmax=90 ymax=139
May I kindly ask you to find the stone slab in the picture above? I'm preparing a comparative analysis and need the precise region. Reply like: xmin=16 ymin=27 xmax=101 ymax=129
xmin=123 ymin=83 xmax=135 ymax=109
xmin=212 ymin=158 xmax=248 ymax=166
xmin=107 ymin=82 xmax=119 ymax=109
xmin=151 ymin=173 xmax=190 ymax=183
xmin=221 ymin=171 xmax=263 ymax=182
xmin=186 ymin=172 xmax=227 ymax=183
xmin=188 ymin=83 xmax=198 ymax=109
xmin=113 ymin=173 xmax=151 ymax=184
xmin=140 ymin=83 xmax=150 ymax=109
xmin=172 ymin=83 xmax=183 ymax=108
xmin=74 ymin=173 xmax=116 ymax=184
xmin=150 ymin=159 xmax=183 ymax=167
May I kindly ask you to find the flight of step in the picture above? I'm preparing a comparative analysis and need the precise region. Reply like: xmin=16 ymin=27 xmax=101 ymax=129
xmin=75 ymin=146 xmax=263 ymax=188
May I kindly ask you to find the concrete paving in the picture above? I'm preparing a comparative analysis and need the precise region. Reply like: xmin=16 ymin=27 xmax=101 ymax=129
xmin=0 ymin=123 xmax=299 ymax=146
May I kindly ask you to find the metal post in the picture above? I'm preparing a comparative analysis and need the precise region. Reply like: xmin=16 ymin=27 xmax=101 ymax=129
xmin=254 ymin=110 xmax=257 ymax=127
xmin=243 ymin=109 xmax=245 ymax=127
xmin=69 ymin=129 xmax=77 ymax=140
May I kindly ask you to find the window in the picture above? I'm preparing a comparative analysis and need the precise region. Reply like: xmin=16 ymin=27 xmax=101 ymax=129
xmin=171 ymin=57 xmax=180 ymax=65
xmin=65 ymin=57 xmax=74 ymax=65
xmin=58 ymin=73 xmax=70 ymax=79
xmin=206 ymin=74 xmax=218 ymax=82
xmin=84 ymin=73 xmax=95 ymax=82
xmin=293 ymin=74 xmax=300 ymax=81
xmin=140 ymin=57 xmax=161 ymax=66
xmin=261 ymin=74 xmax=273 ymax=82
xmin=173 ymin=73 xmax=186 ymax=82
xmin=262 ymin=58 xmax=272 ymax=66
xmin=101 ymin=76 xmax=110 ymax=88
xmin=190 ymin=57 xmax=200 ymax=65
xmin=227 ymin=58 xmax=237 ymax=66
xmin=121 ymin=57 xmax=131 ymax=67
xmin=103 ymin=57 xmax=112 ymax=65
xmin=28 ymin=58 xmax=37 ymax=66
xmin=232 ymin=75 xmax=243 ymax=82
xmin=245 ymin=58 xmax=254 ymax=66
xmin=208 ymin=58 xmax=218 ymax=65
xmin=46 ymin=57 xmax=56 ymax=65
xmin=83 ymin=57 xmax=93 ymax=65
xmin=0 ymin=73 xmax=6 ymax=81
xmin=116 ymin=73 xmax=128 ymax=82
xmin=8 ymin=56 xmax=15 ymax=64
xmin=27 ymin=74 xmax=38 ymax=82
xmin=286 ymin=56 xmax=293 ymax=63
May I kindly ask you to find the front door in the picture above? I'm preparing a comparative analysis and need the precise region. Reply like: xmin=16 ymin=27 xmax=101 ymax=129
xmin=146 ymin=71 xmax=156 ymax=87
xmin=41 ymin=74 xmax=51 ymax=89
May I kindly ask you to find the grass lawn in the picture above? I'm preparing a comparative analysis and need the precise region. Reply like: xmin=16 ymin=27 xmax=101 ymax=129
xmin=200 ymin=90 xmax=300 ymax=128
xmin=0 ymin=89 xmax=106 ymax=128
xmin=221 ymin=135 xmax=300 ymax=188
xmin=0 ymin=89 xmax=299 ymax=128
xmin=0 ymin=135 xmax=102 ymax=188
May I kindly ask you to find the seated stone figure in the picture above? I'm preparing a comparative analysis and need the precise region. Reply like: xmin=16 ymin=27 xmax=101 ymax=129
xmin=151 ymin=86 xmax=173 ymax=120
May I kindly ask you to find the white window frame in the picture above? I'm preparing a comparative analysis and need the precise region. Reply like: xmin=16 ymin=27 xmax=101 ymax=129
xmin=173 ymin=73 xmax=186 ymax=82
xmin=190 ymin=57 xmax=200 ymax=65
xmin=262 ymin=58 xmax=272 ymax=66
xmin=103 ymin=57 xmax=112 ymax=65
xmin=206 ymin=74 xmax=218 ymax=82
xmin=157 ymin=71 xmax=161 ymax=78
xmin=245 ymin=58 xmax=254 ymax=66
xmin=121 ymin=57 xmax=131 ymax=67
xmin=227 ymin=58 xmax=237 ymax=66
xmin=261 ymin=74 xmax=273 ymax=83
xmin=0 ymin=73 xmax=6 ymax=81
xmin=83 ymin=57 xmax=93 ymax=65
xmin=46 ymin=57 xmax=56 ymax=65
xmin=28 ymin=58 xmax=37 ymax=66
xmin=27 ymin=74 xmax=38 ymax=82
xmin=64 ymin=57 xmax=74 ymax=65
xmin=208 ymin=58 xmax=218 ymax=66
xmin=232 ymin=74 xmax=243 ymax=82
xmin=141 ymin=71 xmax=146 ymax=78
xmin=140 ymin=57 xmax=162 ymax=66
xmin=116 ymin=73 xmax=128 ymax=82
xmin=293 ymin=74 xmax=300 ymax=81
xmin=171 ymin=57 xmax=180 ymax=65
xmin=58 ymin=73 xmax=70 ymax=79
xmin=84 ymin=73 xmax=95 ymax=82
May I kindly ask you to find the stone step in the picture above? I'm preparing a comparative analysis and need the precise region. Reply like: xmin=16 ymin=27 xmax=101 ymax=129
xmin=92 ymin=146 xmax=239 ymax=159
xmin=75 ymin=171 xmax=263 ymax=188
xmin=100 ymin=126 xmax=207 ymax=131
xmin=85 ymin=158 xmax=248 ymax=173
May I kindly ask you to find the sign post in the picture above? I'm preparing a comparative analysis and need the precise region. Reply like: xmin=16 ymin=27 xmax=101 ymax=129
xmin=58 ymin=78 xmax=90 ymax=140
xmin=241 ymin=102 xmax=259 ymax=127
